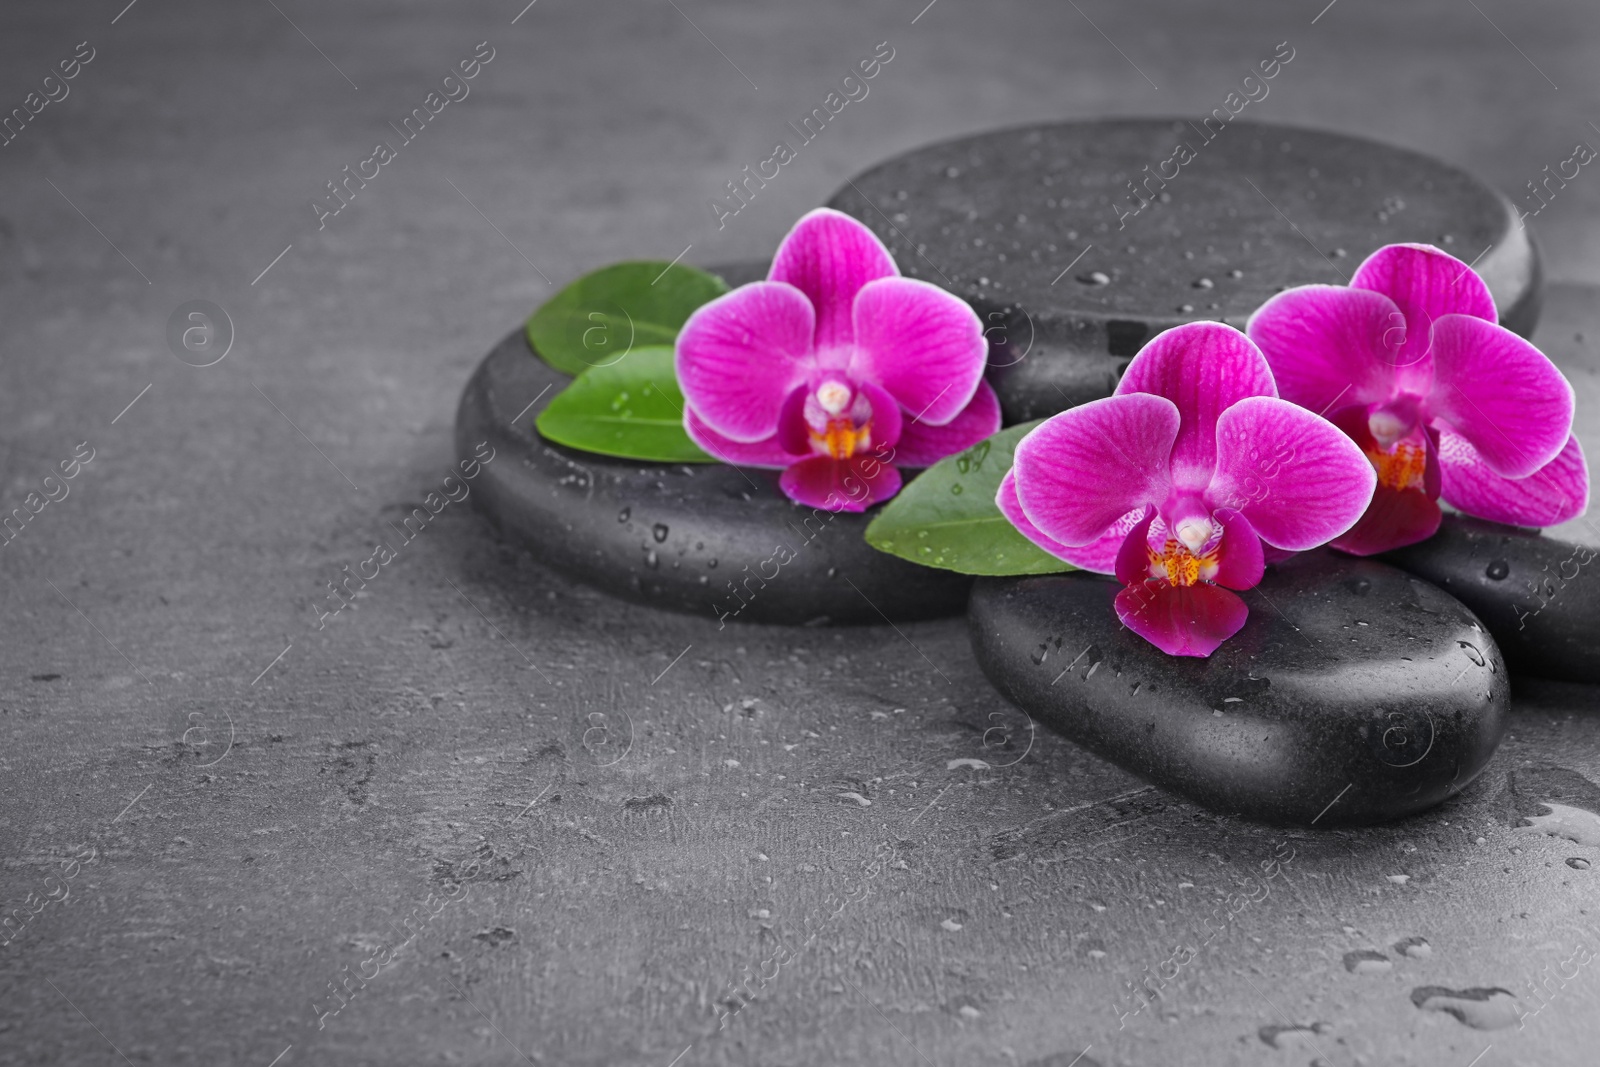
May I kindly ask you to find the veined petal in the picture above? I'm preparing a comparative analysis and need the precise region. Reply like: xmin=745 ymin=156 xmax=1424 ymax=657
xmin=1113 ymin=508 xmax=1160 ymax=585
xmin=1438 ymin=429 xmax=1590 ymax=527
xmin=1246 ymin=284 xmax=1402 ymax=415
xmin=677 ymin=281 xmax=815 ymax=442
xmin=857 ymin=379 xmax=904 ymax=452
xmin=1331 ymin=486 xmax=1441 ymax=555
xmin=768 ymin=208 xmax=898 ymax=350
xmin=1114 ymin=321 xmax=1276 ymax=493
xmin=998 ymin=470 xmax=1150 ymax=575
xmin=1114 ymin=581 xmax=1249 ymax=658
xmin=1012 ymin=394 xmax=1179 ymax=547
xmin=851 ymin=277 xmax=987 ymax=425
xmin=1208 ymin=396 xmax=1376 ymax=550
xmin=1210 ymin=508 xmax=1265 ymax=590
xmin=999 ymin=468 xmax=1090 ymax=564
xmin=1427 ymin=313 xmax=1574 ymax=478
xmin=1351 ymin=243 xmax=1497 ymax=379
xmin=780 ymin=454 xmax=901 ymax=513
xmin=686 ymin=408 xmax=798 ymax=468
xmin=894 ymin=380 xmax=1001 ymax=468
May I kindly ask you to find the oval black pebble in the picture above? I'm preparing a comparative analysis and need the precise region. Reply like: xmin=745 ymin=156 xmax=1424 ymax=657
xmin=829 ymin=119 xmax=1540 ymax=422
xmin=967 ymin=551 xmax=1509 ymax=826
xmin=1383 ymin=515 xmax=1600 ymax=684
xmin=453 ymin=268 xmax=972 ymax=625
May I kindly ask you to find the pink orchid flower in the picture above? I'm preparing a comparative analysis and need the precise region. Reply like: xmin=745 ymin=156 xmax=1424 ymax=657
xmin=676 ymin=208 xmax=999 ymax=512
xmin=998 ymin=322 xmax=1376 ymax=657
xmin=1247 ymin=243 xmax=1588 ymax=554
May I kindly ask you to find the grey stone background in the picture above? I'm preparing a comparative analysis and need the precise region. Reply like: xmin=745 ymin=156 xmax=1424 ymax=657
xmin=2 ymin=1 xmax=1598 ymax=1065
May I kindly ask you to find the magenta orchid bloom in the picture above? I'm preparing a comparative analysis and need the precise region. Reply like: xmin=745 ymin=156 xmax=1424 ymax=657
xmin=998 ymin=322 xmax=1376 ymax=657
xmin=675 ymin=208 xmax=999 ymax=512
xmin=1248 ymin=243 xmax=1588 ymax=554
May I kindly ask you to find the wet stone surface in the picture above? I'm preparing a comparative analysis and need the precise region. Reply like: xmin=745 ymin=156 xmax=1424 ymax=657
xmin=453 ymin=272 xmax=972 ymax=623
xmin=1383 ymin=516 xmax=1600 ymax=684
xmin=968 ymin=551 xmax=1510 ymax=826
xmin=829 ymin=119 xmax=1540 ymax=421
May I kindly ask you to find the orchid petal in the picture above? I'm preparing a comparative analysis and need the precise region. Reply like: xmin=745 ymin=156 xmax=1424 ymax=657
xmin=1438 ymin=430 xmax=1590 ymax=527
xmin=894 ymin=381 xmax=1001 ymax=468
xmin=677 ymin=281 xmax=815 ymax=442
xmin=1113 ymin=509 xmax=1160 ymax=585
xmin=1351 ymin=243 xmax=1497 ymax=377
xmin=1114 ymin=321 xmax=1276 ymax=492
xmin=1330 ymin=486 xmax=1442 ymax=555
xmin=1210 ymin=509 xmax=1266 ymax=590
xmin=1011 ymin=394 xmax=1179 ymax=547
xmin=1427 ymin=313 xmax=1574 ymax=478
xmin=998 ymin=468 xmax=1086 ymax=564
xmin=999 ymin=470 xmax=1150 ymax=575
xmin=768 ymin=208 xmax=897 ymax=350
xmin=1208 ymin=396 xmax=1376 ymax=550
xmin=775 ymin=386 xmax=812 ymax=456
xmin=685 ymin=408 xmax=798 ymax=468
xmin=1114 ymin=581 xmax=1249 ymax=658
xmin=857 ymin=379 xmax=905 ymax=452
xmin=850 ymin=277 xmax=987 ymax=425
xmin=1246 ymin=284 xmax=1402 ymax=415
xmin=780 ymin=454 xmax=901 ymax=513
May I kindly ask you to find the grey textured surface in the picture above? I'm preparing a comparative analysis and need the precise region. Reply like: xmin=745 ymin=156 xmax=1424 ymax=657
xmin=3 ymin=1 xmax=1600 ymax=1065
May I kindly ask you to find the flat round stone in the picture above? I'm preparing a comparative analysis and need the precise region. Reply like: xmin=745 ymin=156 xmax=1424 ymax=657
xmin=968 ymin=551 xmax=1509 ymax=826
xmin=829 ymin=119 xmax=1540 ymax=421
xmin=453 ymin=277 xmax=972 ymax=624
xmin=1383 ymin=516 xmax=1600 ymax=683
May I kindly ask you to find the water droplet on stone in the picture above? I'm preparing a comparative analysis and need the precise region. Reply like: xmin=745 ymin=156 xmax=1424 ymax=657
xmin=1343 ymin=949 xmax=1392 ymax=974
xmin=1566 ymin=856 xmax=1591 ymax=870
xmin=1193 ymin=277 xmax=1214 ymax=289
xmin=1411 ymin=986 xmax=1522 ymax=1030
xmin=617 ymin=507 xmax=631 ymax=523
xmin=1394 ymin=936 xmax=1432 ymax=958
xmin=652 ymin=523 xmax=669 ymax=543
xmin=1485 ymin=559 xmax=1509 ymax=580
xmin=645 ymin=549 xmax=659 ymax=569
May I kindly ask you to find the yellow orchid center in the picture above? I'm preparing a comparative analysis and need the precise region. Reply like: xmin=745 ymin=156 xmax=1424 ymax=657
xmin=1146 ymin=537 xmax=1222 ymax=587
xmin=1367 ymin=440 xmax=1428 ymax=492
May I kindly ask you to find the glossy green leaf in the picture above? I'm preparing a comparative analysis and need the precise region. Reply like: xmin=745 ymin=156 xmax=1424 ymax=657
xmin=526 ymin=261 xmax=730 ymax=375
xmin=535 ymin=346 xmax=716 ymax=463
xmin=866 ymin=420 xmax=1075 ymax=576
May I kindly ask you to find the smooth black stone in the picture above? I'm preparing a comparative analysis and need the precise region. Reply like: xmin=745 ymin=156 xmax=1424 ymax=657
xmin=968 ymin=551 xmax=1509 ymax=826
xmin=829 ymin=119 xmax=1540 ymax=422
xmin=453 ymin=318 xmax=972 ymax=625
xmin=1383 ymin=515 xmax=1600 ymax=684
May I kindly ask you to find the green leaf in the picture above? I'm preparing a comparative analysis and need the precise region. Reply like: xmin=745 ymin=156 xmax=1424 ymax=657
xmin=526 ymin=261 xmax=730 ymax=375
xmin=866 ymin=420 xmax=1075 ymax=576
xmin=535 ymin=346 xmax=716 ymax=463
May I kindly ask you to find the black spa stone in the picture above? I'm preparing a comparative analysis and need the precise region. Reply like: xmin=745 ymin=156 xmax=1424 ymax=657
xmin=1382 ymin=516 xmax=1600 ymax=684
xmin=453 ymin=270 xmax=972 ymax=624
xmin=967 ymin=551 xmax=1509 ymax=826
xmin=829 ymin=119 xmax=1541 ymax=422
